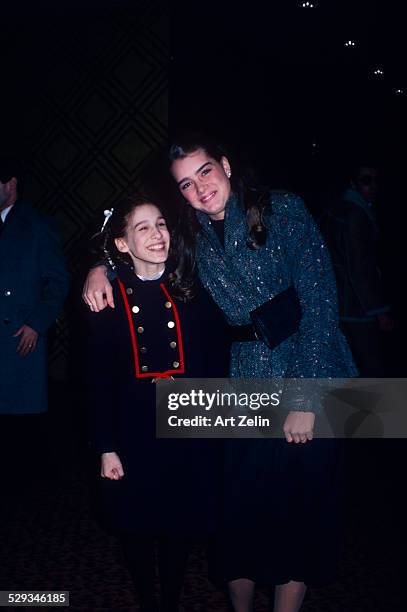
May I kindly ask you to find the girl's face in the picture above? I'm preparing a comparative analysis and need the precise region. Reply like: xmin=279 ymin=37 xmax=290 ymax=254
xmin=170 ymin=148 xmax=232 ymax=220
xmin=115 ymin=204 xmax=170 ymax=275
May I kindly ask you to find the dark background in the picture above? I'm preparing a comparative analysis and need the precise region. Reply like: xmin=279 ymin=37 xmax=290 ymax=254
xmin=171 ymin=0 xmax=406 ymax=190
xmin=2 ymin=0 xmax=405 ymax=372
xmin=1 ymin=1 xmax=406 ymax=609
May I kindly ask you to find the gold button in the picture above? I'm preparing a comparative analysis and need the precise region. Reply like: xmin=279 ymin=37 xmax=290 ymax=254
xmin=165 ymin=301 xmax=172 ymax=309
xmin=167 ymin=321 xmax=175 ymax=329
xmin=137 ymin=326 xmax=144 ymax=333
xmin=132 ymin=305 xmax=140 ymax=313
xmin=141 ymin=365 xmax=148 ymax=372
xmin=170 ymin=341 xmax=177 ymax=349
xmin=140 ymin=346 xmax=147 ymax=354
xmin=173 ymin=361 xmax=180 ymax=368
xmin=126 ymin=288 xmax=133 ymax=295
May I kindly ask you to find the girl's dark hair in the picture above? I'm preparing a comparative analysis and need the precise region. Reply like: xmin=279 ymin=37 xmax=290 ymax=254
xmin=168 ymin=135 xmax=269 ymax=294
xmin=92 ymin=191 xmax=192 ymax=301
xmin=99 ymin=193 xmax=151 ymax=271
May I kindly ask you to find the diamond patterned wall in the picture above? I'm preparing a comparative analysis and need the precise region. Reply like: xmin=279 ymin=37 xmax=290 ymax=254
xmin=5 ymin=1 xmax=169 ymax=378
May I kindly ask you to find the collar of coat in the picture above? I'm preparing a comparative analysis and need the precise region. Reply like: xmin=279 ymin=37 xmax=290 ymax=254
xmin=195 ymin=192 xmax=249 ymax=255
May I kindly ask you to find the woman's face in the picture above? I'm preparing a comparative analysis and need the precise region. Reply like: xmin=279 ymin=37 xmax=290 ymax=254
xmin=115 ymin=204 xmax=170 ymax=274
xmin=170 ymin=148 xmax=232 ymax=220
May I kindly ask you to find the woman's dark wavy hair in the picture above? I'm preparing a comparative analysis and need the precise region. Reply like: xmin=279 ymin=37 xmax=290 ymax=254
xmin=168 ymin=134 xmax=269 ymax=297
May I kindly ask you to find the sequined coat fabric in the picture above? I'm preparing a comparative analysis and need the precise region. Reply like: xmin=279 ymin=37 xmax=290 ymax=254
xmin=196 ymin=192 xmax=357 ymax=410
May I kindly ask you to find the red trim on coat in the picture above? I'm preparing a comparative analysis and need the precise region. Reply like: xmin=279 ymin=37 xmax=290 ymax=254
xmin=160 ymin=282 xmax=185 ymax=373
xmin=117 ymin=278 xmax=185 ymax=379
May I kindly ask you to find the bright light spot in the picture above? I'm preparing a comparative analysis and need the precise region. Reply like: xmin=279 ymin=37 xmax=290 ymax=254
xmin=373 ymin=68 xmax=384 ymax=76
xmin=344 ymin=40 xmax=356 ymax=47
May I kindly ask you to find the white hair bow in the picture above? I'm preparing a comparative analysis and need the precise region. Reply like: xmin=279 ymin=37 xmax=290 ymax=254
xmin=100 ymin=208 xmax=114 ymax=232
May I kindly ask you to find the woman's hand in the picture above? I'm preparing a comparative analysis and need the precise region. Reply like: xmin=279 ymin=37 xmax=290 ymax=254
xmin=283 ymin=411 xmax=315 ymax=443
xmin=82 ymin=265 xmax=115 ymax=312
xmin=101 ymin=452 xmax=124 ymax=480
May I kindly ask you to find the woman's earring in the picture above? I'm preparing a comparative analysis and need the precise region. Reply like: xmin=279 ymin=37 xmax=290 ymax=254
xmin=226 ymin=170 xmax=231 ymax=178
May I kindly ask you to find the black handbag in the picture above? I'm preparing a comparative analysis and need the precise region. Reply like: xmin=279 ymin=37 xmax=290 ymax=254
xmin=249 ymin=285 xmax=302 ymax=349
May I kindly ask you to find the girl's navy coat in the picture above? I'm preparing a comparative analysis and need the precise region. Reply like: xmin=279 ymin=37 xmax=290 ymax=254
xmin=86 ymin=264 xmax=229 ymax=535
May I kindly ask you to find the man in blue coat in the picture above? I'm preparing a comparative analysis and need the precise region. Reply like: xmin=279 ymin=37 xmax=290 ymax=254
xmin=0 ymin=159 xmax=69 ymax=415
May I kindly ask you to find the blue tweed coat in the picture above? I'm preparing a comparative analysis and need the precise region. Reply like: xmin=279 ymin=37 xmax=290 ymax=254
xmin=196 ymin=192 xmax=357 ymax=412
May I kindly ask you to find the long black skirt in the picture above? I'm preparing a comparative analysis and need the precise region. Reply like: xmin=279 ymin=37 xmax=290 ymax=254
xmin=210 ymin=438 xmax=345 ymax=587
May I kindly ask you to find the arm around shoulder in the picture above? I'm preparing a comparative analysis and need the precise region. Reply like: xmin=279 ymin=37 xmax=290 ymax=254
xmin=82 ymin=264 xmax=116 ymax=312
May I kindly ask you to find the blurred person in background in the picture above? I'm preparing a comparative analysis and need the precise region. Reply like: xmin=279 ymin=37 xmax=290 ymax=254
xmin=319 ymin=163 xmax=393 ymax=376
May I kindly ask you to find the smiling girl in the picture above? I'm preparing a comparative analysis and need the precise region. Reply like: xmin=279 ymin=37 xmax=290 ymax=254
xmin=86 ymin=193 xmax=229 ymax=612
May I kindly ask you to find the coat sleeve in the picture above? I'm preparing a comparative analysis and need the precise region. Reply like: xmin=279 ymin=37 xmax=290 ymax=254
xmin=85 ymin=302 xmax=122 ymax=454
xmin=90 ymin=260 xmax=117 ymax=281
xmin=25 ymin=217 xmax=69 ymax=334
xmin=344 ymin=206 xmax=389 ymax=316
xmin=275 ymin=196 xmax=357 ymax=411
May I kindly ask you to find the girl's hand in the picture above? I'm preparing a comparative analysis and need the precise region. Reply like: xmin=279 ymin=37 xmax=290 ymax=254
xmin=101 ymin=452 xmax=124 ymax=480
xmin=283 ymin=411 xmax=315 ymax=443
